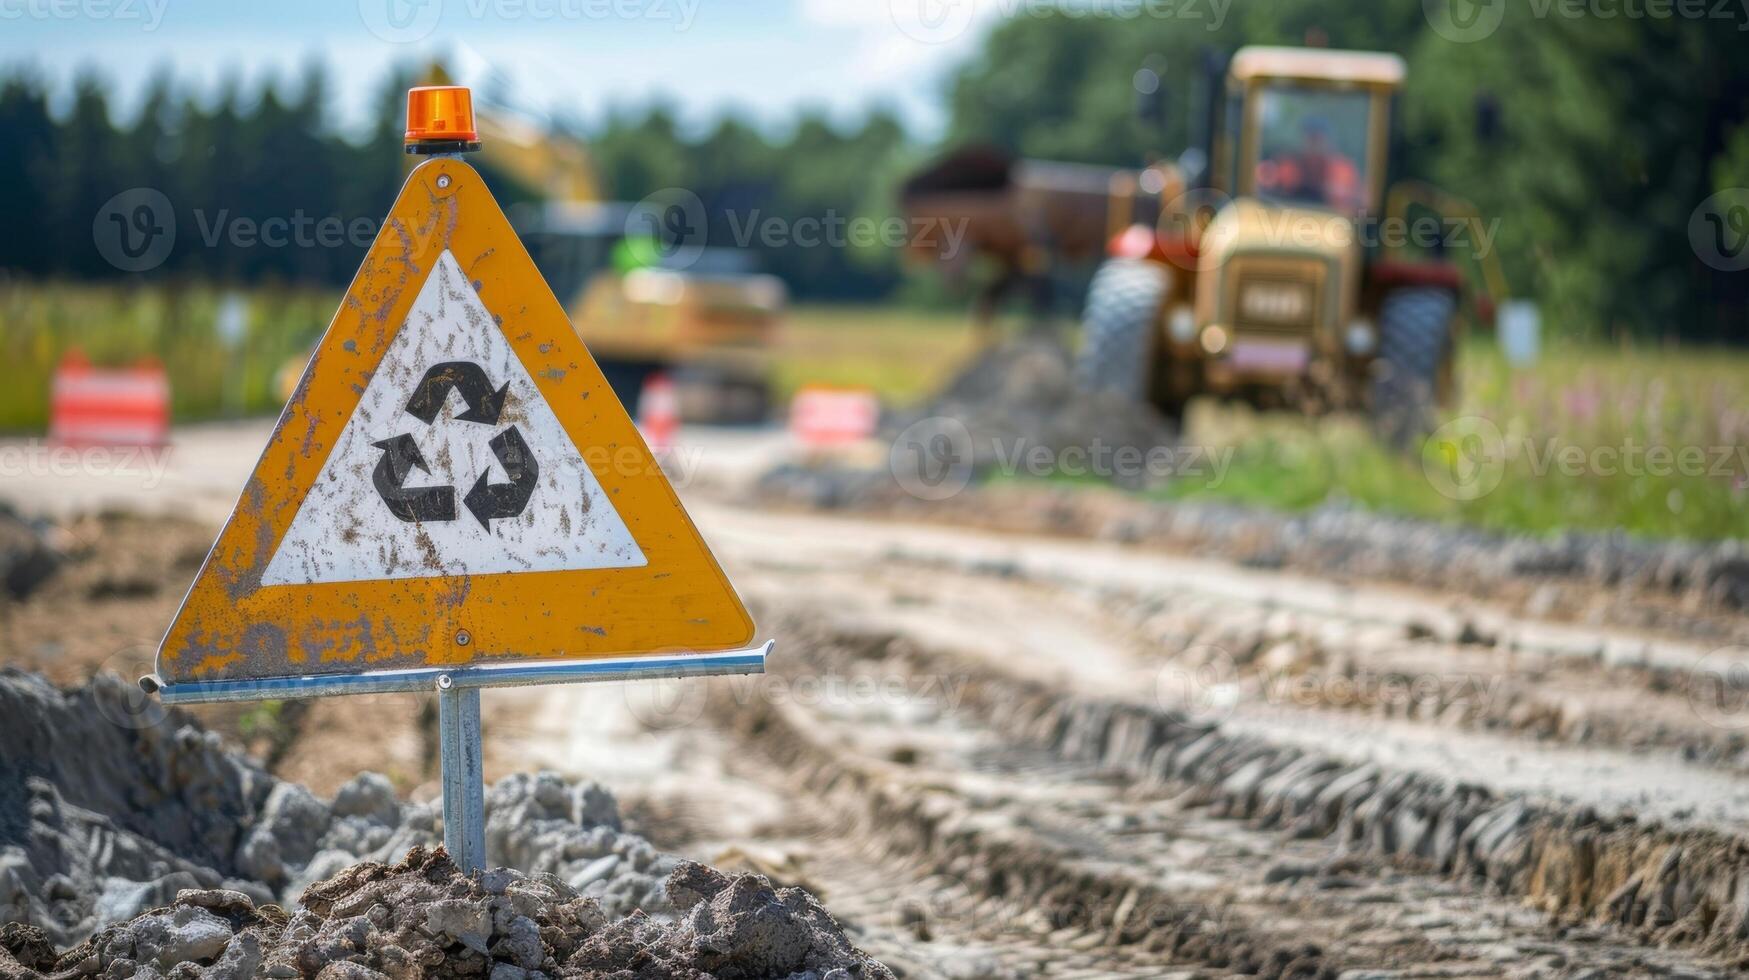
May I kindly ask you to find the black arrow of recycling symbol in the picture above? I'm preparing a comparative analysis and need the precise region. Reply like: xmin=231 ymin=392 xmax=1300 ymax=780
xmin=404 ymin=362 xmax=510 ymax=426
xmin=372 ymin=360 xmax=539 ymax=531
xmin=463 ymin=427 xmax=539 ymax=529
xmin=371 ymin=434 xmax=457 ymax=522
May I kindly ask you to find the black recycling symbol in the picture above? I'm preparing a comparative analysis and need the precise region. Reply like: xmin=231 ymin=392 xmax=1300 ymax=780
xmin=372 ymin=361 xmax=538 ymax=530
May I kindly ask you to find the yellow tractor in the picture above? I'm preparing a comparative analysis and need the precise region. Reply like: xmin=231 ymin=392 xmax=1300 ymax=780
xmin=1078 ymin=46 xmax=1505 ymax=444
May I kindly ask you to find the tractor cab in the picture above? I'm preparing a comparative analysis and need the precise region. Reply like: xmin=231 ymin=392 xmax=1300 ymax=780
xmin=1216 ymin=47 xmax=1401 ymax=216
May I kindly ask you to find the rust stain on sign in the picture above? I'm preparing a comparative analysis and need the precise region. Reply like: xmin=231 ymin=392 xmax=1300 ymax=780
xmin=156 ymin=159 xmax=753 ymax=685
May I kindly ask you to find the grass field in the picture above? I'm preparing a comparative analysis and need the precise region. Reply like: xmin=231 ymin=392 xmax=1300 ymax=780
xmin=4 ymin=284 xmax=1744 ymax=541
xmin=774 ymin=305 xmax=986 ymax=403
xmin=1169 ymin=340 xmax=1749 ymax=541
xmin=0 ymin=283 xmax=334 ymax=431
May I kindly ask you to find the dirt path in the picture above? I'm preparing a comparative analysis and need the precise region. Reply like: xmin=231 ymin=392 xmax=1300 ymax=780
xmin=473 ymin=499 xmax=1749 ymax=975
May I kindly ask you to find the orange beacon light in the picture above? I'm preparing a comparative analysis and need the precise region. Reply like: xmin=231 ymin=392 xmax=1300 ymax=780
xmin=405 ymin=86 xmax=482 ymax=154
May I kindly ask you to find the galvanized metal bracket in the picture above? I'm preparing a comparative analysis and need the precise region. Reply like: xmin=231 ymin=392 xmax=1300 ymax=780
xmin=141 ymin=644 xmax=771 ymax=703
xmin=141 ymin=642 xmax=771 ymax=873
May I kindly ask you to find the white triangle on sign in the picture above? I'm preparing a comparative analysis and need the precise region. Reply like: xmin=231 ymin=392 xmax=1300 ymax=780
xmin=261 ymin=250 xmax=646 ymax=587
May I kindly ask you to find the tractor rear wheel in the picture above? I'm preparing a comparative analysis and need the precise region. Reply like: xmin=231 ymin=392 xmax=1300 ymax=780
xmin=1371 ymin=286 xmax=1456 ymax=450
xmin=1075 ymin=258 xmax=1170 ymax=400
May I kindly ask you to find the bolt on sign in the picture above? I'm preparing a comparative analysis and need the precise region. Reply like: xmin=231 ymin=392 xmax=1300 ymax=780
xmin=154 ymin=122 xmax=753 ymax=688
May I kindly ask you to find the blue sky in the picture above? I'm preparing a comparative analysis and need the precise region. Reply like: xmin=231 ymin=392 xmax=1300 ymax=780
xmin=0 ymin=0 xmax=1002 ymax=137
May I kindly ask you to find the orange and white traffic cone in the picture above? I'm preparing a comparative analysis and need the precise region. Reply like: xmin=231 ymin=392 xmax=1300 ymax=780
xmin=637 ymin=373 xmax=680 ymax=455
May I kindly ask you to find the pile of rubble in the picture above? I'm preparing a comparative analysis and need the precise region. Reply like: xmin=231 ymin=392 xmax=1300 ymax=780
xmin=0 ymin=849 xmax=893 ymax=980
xmin=0 ymin=669 xmax=673 ymax=943
xmin=884 ymin=337 xmax=1175 ymax=483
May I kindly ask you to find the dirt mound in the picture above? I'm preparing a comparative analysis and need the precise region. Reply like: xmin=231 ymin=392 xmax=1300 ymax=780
xmin=0 ymin=672 xmax=674 ymax=947
xmin=0 ymin=848 xmax=892 ymax=979
xmin=887 ymin=338 xmax=1174 ymax=481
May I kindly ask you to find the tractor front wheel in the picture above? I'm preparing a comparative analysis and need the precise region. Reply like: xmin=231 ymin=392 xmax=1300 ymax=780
xmin=1371 ymin=286 xmax=1456 ymax=450
xmin=1075 ymin=258 xmax=1170 ymax=401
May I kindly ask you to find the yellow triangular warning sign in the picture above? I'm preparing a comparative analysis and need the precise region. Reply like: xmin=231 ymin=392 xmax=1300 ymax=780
xmin=156 ymin=158 xmax=753 ymax=685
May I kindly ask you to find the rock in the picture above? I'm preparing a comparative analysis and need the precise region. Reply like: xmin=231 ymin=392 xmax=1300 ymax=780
xmin=424 ymin=900 xmax=493 ymax=953
xmin=0 ymin=851 xmax=30 ymax=926
xmin=566 ymin=856 xmax=619 ymax=892
xmin=666 ymin=862 xmax=728 ymax=912
xmin=571 ymin=782 xmax=620 ymax=831
xmin=128 ymin=905 xmax=234 ymax=966
xmin=490 ymin=915 xmax=544 ymax=969
xmin=204 ymin=930 xmax=263 ymax=980
xmin=0 ymin=922 xmax=55 ymax=972
xmin=330 ymin=774 xmax=400 ymax=827
xmin=92 ymin=877 xmax=156 ymax=927
xmin=566 ymin=862 xmax=894 ymax=979
xmin=237 ymin=784 xmax=332 ymax=886
xmin=484 ymin=773 xmax=671 ymax=919
xmin=0 ymin=670 xmax=692 ymax=951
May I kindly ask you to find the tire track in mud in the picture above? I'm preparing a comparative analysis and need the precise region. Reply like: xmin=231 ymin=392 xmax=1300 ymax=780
xmin=1078 ymin=578 xmax=1749 ymax=778
xmin=884 ymin=535 xmax=1749 ymax=777
xmin=744 ymin=471 xmax=1749 ymax=639
xmin=686 ymin=612 xmax=1740 ymax=977
xmin=698 ymin=501 xmax=1749 ymax=783
xmin=704 ymin=667 xmax=1346 ymax=978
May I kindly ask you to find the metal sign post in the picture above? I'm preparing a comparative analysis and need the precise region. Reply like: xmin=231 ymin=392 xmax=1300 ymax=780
xmin=145 ymin=86 xmax=771 ymax=874
xmin=437 ymin=680 xmax=487 ymax=871
xmin=144 ymin=644 xmax=771 ymax=871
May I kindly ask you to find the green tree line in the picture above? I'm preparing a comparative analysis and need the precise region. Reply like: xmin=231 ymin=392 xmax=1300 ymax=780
xmin=0 ymin=63 xmax=414 ymax=286
xmin=1 ymin=1 xmax=1746 ymax=338
xmin=0 ymin=62 xmax=920 ymax=302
